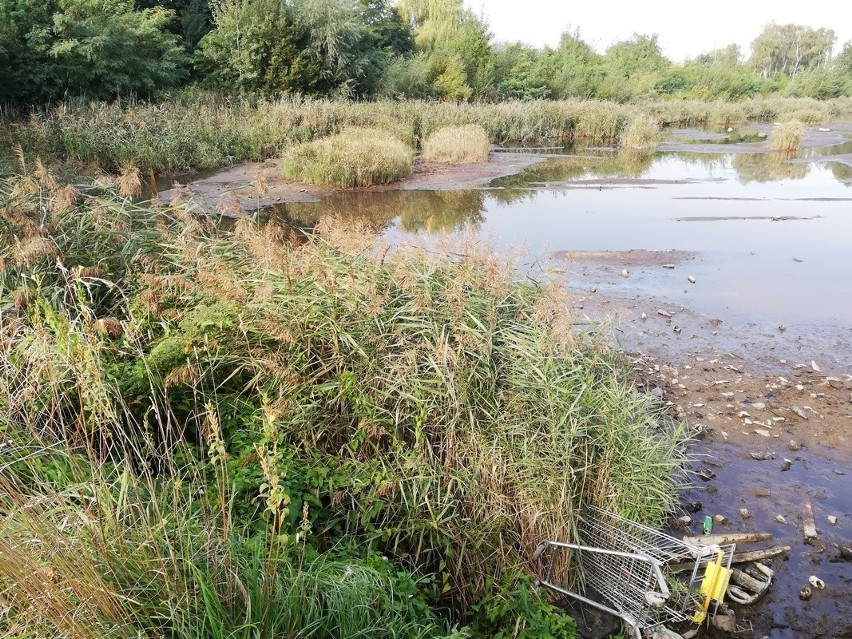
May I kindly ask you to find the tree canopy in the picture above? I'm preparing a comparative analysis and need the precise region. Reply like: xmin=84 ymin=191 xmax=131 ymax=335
xmin=1 ymin=1 xmax=850 ymax=105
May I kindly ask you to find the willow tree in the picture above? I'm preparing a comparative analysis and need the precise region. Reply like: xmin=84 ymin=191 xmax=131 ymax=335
xmin=396 ymin=0 xmax=494 ymax=100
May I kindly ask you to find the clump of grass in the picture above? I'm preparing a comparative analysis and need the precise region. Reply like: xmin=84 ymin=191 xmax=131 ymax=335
xmin=421 ymin=124 xmax=491 ymax=164
xmin=769 ymin=120 xmax=806 ymax=153
xmin=618 ymin=114 xmax=662 ymax=150
xmin=280 ymin=127 xmax=414 ymax=187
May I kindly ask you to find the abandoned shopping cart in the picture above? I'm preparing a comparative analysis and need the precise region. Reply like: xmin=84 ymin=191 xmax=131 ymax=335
xmin=533 ymin=506 xmax=736 ymax=639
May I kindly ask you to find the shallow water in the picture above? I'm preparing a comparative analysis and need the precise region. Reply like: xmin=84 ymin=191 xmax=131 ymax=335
xmin=276 ymin=151 xmax=852 ymax=333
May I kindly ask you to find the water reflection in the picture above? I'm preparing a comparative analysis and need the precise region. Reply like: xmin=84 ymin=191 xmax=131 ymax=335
xmin=732 ymin=153 xmax=809 ymax=184
xmin=491 ymin=151 xmax=655 ymax=188
xmin=271 ymin=190 xmax=485 ymax=233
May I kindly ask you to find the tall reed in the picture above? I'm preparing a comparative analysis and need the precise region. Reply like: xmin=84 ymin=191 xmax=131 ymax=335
xmin=1 ymin=167 xmax=687 ymax=635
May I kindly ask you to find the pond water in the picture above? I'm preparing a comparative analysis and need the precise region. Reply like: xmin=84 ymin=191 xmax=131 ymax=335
xmin=273 ymin=151 xmax=852 ymax=335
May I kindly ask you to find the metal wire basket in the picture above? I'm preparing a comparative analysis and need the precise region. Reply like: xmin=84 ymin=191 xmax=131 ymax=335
xmin=534 ymin=506 xmax=735 ymax=638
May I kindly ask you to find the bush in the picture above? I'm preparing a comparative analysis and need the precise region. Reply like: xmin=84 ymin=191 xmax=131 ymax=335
xmin=280 ymin=127 xmax=414 ymax=187
xmin=768 ymin=120 xmax=806 ymax=152
xmin=421 ymin=124 xmax=491 ymax=164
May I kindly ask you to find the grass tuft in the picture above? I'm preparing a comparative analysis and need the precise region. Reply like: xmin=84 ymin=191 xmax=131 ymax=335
xmin=280 ymin=127 xmax=414 ymax=187
xmin=421 ymin=124 xmax=491 ymax=164
xmin=618 ymin=114 xmax=662 ymax=150
xmin=769 ymin=120 xmax=806 ymax=153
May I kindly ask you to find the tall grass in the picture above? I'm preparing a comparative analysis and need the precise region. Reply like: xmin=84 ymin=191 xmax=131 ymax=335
xmin=421 ymin=125 xmax=491 ymax=164
xmin=280 ymin=128 xmax=414 ymax=187
xmin=3 ymin=96 xmax=849 ymax=176
xmin=769 ymin=120 xmax=806 ymax=152
xmin=618 ymin=114 xmax=662 ymax=149
xmin=0 ymin=167 xmax=688 ymax=636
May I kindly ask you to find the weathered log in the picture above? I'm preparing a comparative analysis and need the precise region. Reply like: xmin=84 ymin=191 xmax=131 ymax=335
xmin=666 ymin=545 xmax=790 ymax=573
xmin=683 ymin=532 xmax=772 ymax=546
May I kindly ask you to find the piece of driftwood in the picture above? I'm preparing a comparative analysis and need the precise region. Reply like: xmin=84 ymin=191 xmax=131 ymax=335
xmin=726 ymin=545 xmax=791 ymax=564
xmin=803 ymin=501 xmax=818 ymax=541
xmin=667 ymin=545 xmax=791 ymax=573
xmin=683 ymin=532 xmax=772 ymax=546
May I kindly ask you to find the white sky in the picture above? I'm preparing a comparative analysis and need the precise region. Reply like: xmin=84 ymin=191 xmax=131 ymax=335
xmin=464 ymin=0 xmax=852 ymax=62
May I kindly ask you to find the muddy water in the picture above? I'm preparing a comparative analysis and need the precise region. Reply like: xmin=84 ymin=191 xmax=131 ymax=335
xmin=277 ymin=151 xmax=852 ymax=369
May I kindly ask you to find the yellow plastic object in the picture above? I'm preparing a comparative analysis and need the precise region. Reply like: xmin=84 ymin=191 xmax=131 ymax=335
xmin=692 ymin=549 xmax=732 ymax=624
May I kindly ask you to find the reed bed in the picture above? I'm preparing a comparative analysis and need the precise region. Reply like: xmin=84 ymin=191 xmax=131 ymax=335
xmin=3 ymin=96 xmax=849 ymax=176
xmin=280 ymin=127 xmax=414 ymax=187
xmin=0 ymin=167 xmax=688 ymax=637
xmin=421 ymin=125 xmax=491 ymax=164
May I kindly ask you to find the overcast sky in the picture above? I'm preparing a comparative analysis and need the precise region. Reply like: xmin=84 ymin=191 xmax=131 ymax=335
xmin=464 ymin=0 xmax=851 ymax=62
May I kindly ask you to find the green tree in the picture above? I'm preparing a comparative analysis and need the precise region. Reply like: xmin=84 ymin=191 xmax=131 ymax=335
xmin=834 ymin=39 xmax=852 ymax=74
xmin=349 ymin=0 xmax=414 ymax=97
xmin=50 ymin=0 xmax=189 ymax=98
xmin=749 ymin=23 xmax=836 ymax=79
xmin=134 ymin=0 xmax=213 ymax=50
xmin=545 ymin=28 xmax=605 ymax=98
xmin=396 ymin=0 xmax=494 ymax=99
xmin=0 ymin=0 xmax=61 ymax=102
xmin=694 ymin=43 xmax=742 ymax=68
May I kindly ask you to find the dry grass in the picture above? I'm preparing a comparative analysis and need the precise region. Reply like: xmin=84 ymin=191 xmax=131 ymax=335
xmin=421 ymin=124 xmax=491 ymax=164
xmin=619 ymin=114 xmax=662 ymax=150
xmin=769 ymin=120 xmax=806 ymax=153
xmin=280 ymin=127 xmax=414 ymax=187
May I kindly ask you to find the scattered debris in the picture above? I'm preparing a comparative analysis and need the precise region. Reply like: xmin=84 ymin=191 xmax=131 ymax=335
xmin=803 ymin=501 xmax=818 ymax=543
xmin=710 ymin=608 xmax=737 ymax=632
xmin=799 ymin=585 xmax=812 ymax=600
xmin=727 ymin=562 xmax=774 ymax=604
xmin=738 ymin=508 xmax=751 ymax=519
xmin=621 ymin=268 xmax=629 ymax=277
xmin=811 ymin=360 xmax=821 ymax=372
xmin=808 ymin=575 xmax=825 ymax=590
xmin=776 ymin=515 xmax=787 ymax=524
xmin=778 ymin=324 xmax=786 ymax=332
xmin=750 ymin=451 xmax=776 ymax=461
xmin=662 ymin=263 xmax=675 ymax=269
xmin=827 ymin=515 xmax=838 ymax=526
xmin=714 ymin=514 xmax=728 ymax=526
xmin=641 ymin=312 xmax=647 ymax=320
xmin=657 ymin=309 xmax=672 ymax=318
xmin=788 ymin=439 xmax=803 ymax=451
xmin=781 ymin=458 xmax=793 ymax=471
xmin=791 ymin=406 xmax=809 ymax=420
xmin=687 ymin=275 xmax=696 ymax=284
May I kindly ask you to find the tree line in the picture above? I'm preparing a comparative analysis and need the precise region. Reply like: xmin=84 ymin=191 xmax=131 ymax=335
xmin=1 ymin=0 xmax=850 ymax=104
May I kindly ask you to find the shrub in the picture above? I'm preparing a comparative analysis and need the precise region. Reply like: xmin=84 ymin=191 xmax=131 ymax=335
xmin=421 ymin=124 xmax=491 ymax=164
xmin=618 ymin=114 xmax=661 ymax=149
xmin=768 ymin=120 xmax=806 ymax=152
xmin=280 ymin=127 xmax=414 ymax=187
